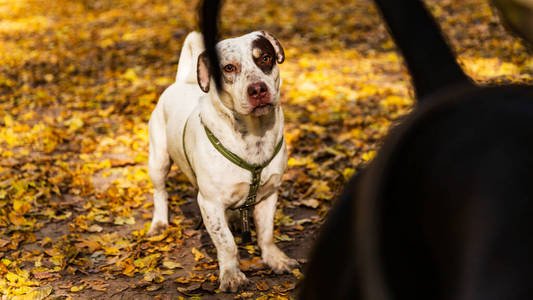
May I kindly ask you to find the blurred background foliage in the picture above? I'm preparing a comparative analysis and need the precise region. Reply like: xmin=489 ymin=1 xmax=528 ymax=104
xmin=0 ymin=0 xmax=531 ymax=298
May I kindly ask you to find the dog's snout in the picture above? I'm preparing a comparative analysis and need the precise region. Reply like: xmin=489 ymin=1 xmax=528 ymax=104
xmin=247 ymin=82 xmax=268 ymax=99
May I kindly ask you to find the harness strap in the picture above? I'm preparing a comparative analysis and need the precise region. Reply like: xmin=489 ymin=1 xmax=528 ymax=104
xmin=204 ymin=124 xmax=284 ymax=243
xmin=182 ymin=116 xmax=196 ymax=180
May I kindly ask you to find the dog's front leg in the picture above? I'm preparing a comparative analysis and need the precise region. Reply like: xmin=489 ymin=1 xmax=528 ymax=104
xmin=197 ymin=193 xmax=248 ymax=292
xmin=254 ymin=192 xmax=298 ymax=273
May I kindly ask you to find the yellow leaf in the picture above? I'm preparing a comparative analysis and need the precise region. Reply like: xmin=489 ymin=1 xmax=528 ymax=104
xmin=275 ymin=234 xmax=293 ymax=242
xmin=4 ymin=115 xmax=14 ymax=127
xmin=6 ymin=286 xmax=52 ymax=300
xmin=70 ymin=283 xmax=86 ymax=292
xmin=122 ymin=68 xmax=138 ymax=82
xmin=122 ymin=262 xmax=136 ymax=277
xmin=49 ymin=254 xmax=65 ymax=266
xmin=2 ymin=258 xmax=12 ymax=266
xmin=114 ymin=216 xmax=135 ymax=225
xmin=343 ymin=168 xmax=355 ymax=180
xmin=102 ymin=246 xmax=119 ymax=256
xmin=362 ymin=150 xmax=376 ymax=162
xmin=13 ymin=200 xmax=31 ymax=215
xmin=6 ymin=272 xmax=19 ymax=283
xmin=287 ymin=156 xmax=313 ymax=167
xmin=191 ymin=247 xmax=205 ymax=261
xmin=162 ymin=259 xmax=183 ymax=270
xmin=256 ymin=280 xmax=269 ymax=291
xmin=292 ymin=268 xmax=304 ymax=280
xmin=146 ymin=231 xmax=168 ymax=242
xmin=134 ymin=253 xmax=161 ymax=269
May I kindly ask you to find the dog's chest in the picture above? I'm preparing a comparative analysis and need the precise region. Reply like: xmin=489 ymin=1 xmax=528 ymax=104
xmin=197 ymin=151 xmax=285 ymax=209
xmin=227 ymin=170 xmax=282 ymax=208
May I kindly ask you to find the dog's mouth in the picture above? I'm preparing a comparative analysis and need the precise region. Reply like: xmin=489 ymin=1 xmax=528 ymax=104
xmin=251 ymin=103 xmax=273 ymax=116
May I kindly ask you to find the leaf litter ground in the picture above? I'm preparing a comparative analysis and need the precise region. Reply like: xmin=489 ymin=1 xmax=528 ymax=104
xmin=0 ymin=0 xmax=531 ymax=299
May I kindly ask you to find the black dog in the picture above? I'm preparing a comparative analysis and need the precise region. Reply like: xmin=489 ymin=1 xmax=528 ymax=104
xmin=200 ymin=1 xmax=533 ymax=299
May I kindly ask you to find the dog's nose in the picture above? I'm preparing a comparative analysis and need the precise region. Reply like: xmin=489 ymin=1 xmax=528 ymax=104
xmin=247 ymin=82 xmax=268 ymax=99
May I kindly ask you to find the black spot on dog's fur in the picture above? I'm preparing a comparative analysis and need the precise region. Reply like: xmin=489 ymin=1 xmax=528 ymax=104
xmin=251 ymin=36 xmax=276 ymax=74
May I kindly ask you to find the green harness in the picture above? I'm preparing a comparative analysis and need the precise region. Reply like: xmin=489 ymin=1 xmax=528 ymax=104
xmin=183 ymin=117 xmax=284 ymax=243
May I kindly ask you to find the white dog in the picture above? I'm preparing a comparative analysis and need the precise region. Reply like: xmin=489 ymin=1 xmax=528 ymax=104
xmin=147 ymin=31 xmax=297 ymax=292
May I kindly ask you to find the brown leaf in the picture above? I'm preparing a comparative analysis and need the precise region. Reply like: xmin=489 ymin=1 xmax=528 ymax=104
xmin=239 ymin=257 xmax=265 ymax=272
xmin=145 ymin=284 xmax=161 ymax=292
xmin=0 ymin=238 xmax=10 ymax=247
xmin=177 ymin=282 xmax=202 ymax=296
xmin=273 ymin=281 xmax=296 ymax=293
xmin=32 ymin=272 xmax=61 ymax=281
xmin=201 ymin=281 xmax=217 ymax=293
xmin=256 ymin=280 xmax=269 ymax=291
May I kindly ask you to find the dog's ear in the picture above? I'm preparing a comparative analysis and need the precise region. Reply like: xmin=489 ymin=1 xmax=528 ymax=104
xmin=260 ymin=31 xmax=285 ymax=64
xmin=197 ymin=51 xmax=211 ymax=93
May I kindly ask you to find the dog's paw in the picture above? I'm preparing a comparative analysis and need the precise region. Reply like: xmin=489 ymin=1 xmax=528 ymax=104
xmin=219 ymin=268 xmax=248 ymax=292
xmin=147 ymin=220 xmax=168 ymax=236
xmin=262 ymin=246 xmax=299 ymax=274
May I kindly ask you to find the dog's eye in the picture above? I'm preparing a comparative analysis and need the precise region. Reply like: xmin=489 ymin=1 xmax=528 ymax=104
xmin=262 ymin=55 xmax=272 ymax=64
xmin=223 ymin=64 xmax=235 ymax=72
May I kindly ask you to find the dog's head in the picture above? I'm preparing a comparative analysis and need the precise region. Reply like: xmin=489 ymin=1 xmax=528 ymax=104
xmin=197 ymin=31 xmax=285 ymax=116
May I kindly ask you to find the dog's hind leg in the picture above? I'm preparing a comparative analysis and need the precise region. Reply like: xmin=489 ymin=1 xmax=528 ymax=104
xmin=148 ymin=106 xmax=171 ymax=235
xmin=254 ymin=193 xmax=298 ymax=273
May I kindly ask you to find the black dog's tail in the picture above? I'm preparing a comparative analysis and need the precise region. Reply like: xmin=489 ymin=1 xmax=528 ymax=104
xmin=200 ymin=0 xmax=222 ymax=91
xmin=374 ymin=0 xmax=474 ymax=99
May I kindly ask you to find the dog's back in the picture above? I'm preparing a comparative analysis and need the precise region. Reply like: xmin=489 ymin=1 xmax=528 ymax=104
xmin=300 ymin=1 xmax=533 ymax=300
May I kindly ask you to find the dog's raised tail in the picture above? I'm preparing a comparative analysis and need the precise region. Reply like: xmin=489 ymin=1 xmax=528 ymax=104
xmin=176 ymin=31 xmax=205 ymax=83
xmin=374 ymin=0 xmax=474 ymax=100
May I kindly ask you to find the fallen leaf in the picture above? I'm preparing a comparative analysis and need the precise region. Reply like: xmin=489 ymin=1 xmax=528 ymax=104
xmin=239 ymin=257 xmax=265 ymax=272
xmin=291 ymin=268 xmax=304 ymax=280
xmin=162 ymin=259 xmax=183 ymax=270
xmin=275 ymin=234 xmax=293 ymax=242
xmin=145 ymin=284 xmax=161 ymax=292
xmin=70 ymin=283 xmax=87 ymax=292
xmin=235 ymin=291 xmax=255 ymax=299
xmin=298 ymin=199 xmax=320 ymax=209
xmin=135 ymin=253 xmax=160 ymax=268
xmin=191 ymin=247 xmax=205 ymax=261
xmin=177 ymin=282 xmax=202 ymax=296
xmin=88 ymin=224 xmax=103 ymax=232
xmin=5 ymin=286 xmax=53 ymax=300
xmin=273 ymin=281 xmax=296 ymax=293
xmin=256 ymin=280 xmax=269 ymax=291
xmin=114 ymin=216 xmax=135 ymax=225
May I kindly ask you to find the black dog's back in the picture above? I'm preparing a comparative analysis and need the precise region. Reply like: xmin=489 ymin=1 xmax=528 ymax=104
xmin=199 ymin=1 xmax=533 ymax=299
xmin=300 ymin=1 xmax=533 ymax=299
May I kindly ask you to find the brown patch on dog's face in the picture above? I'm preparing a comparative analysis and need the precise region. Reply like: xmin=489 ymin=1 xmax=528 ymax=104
xmin=260 ymin=31 xmax=285 ymax=64
xmin=251 ymin=35 xmax=276 ymax=74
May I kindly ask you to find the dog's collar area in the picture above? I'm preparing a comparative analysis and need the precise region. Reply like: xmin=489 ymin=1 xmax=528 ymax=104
xmin=203 ymin=123 xmax=284 ymax=244
xmin=204 ymin=125 xmax=282 ymax=172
